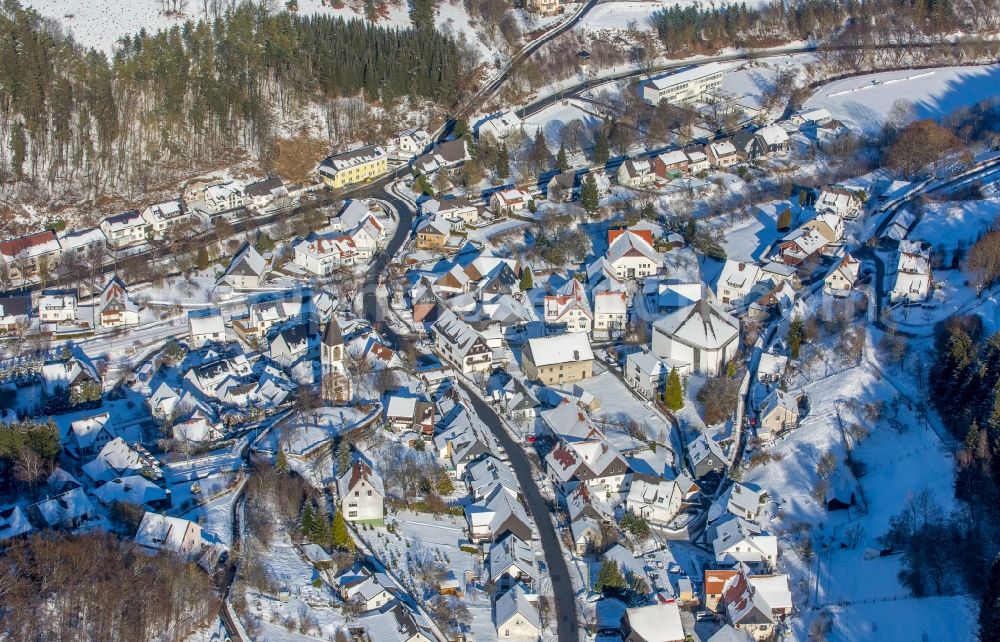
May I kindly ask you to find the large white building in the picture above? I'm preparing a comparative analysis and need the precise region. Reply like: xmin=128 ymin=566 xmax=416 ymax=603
xmin=652 ymin=296 xmax=739 ymax=376
xmin=337 ymin=460 xmax=385 ymax=523
xmin=641 ymin=62 xmax=725 ymax=106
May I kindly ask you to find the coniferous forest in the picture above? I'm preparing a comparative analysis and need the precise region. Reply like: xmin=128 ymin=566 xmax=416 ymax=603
xmin=0 ymin=0 xmax=470 ymax=200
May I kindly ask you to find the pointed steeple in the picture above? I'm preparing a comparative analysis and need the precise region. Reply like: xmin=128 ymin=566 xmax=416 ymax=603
xmin=323 ymin=317 xmax=344 ymax=347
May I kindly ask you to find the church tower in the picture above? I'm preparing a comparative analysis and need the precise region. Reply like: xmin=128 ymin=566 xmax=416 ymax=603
xmin=321 ymin=317 xmax=349 ymax=403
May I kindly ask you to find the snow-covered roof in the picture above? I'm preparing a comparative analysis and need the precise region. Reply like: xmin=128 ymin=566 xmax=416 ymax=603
xmin=32 ymin=488 xmax=93 ymax=527
xmin=58 ymin=227 xmax=105 ymax=252
xmin=648 ymin=62 xmax=725 ymax=90
xmin=625 ymin=602 xmax=684 ymax=642
xmin=658 ymin=150 xmax=689 ymax=166
xmin=320 ymin=145 xmax=387 ymax=173
xmin=543 ymin=278 xmax=592 ymax=322
xmin=757 ymin=353 xmax=788 ymax=380
xmin=708 ymin=140 xmax=738 ymax=158
xmin=135 ymin=511 xmax=202 ymax=554
xmin=524 ymin=332 xmax=593 ymax=368
xmin=70 ymin=412 xmax=112 ymax=450
xmin=897 ymin=240 xmax=931 ymax=274
xmin=188 ymin=310 xmax=225 ymax=337
xmin=593 ymin=291 xmax=627 ymax=316
xmin=93 ymin=476 xmax=167 ymax=506
xmin=489 ymin=534 xmax=538 ymax=582
xmin=606 ymin=230 xmax=662 ymax=266
xmin=0 ymin=505 xmax=32 ymax=541
xmin=338 ymin=460 xmax=385 ymax=498
xmin=494 ymin=584 xmax=540 ymax=631
xmin=626 ymin=350 xmax=671 ymax=379
xmin=755 ymin=124 xmax=789 ymax=146
xmin=748 ymin=574 xmax=792 ymax=611
xmin=760 ymin=389 xmax=798 ymax=418
xmin=82 ymin=437 xmax=145 ymax=482
xmin=719 ymin=260 xmax=763 ymax=293
xmin=653 ymin=297 xmax=739 ymax=351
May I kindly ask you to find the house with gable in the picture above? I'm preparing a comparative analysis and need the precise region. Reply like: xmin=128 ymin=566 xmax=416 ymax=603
xmin=432 ymin=309 xmax=493 ymax=374
xmin=100 ymin=211 xmax=147 ymax=249
xmin=617 ymin=158 xmax=656 ymax=189
xmin=824 ymin=254 xmax=861 ymax=294
xmin=494 ymin=583 xmax=541 ymax=639
xmin=521 ymin=332 xmax=593 ymax=386
xmin=135 ymin=512 xmax=204 ymax=560
xmin=488 ymin=534 xmax=538 ymax=590
xmin=96 ymin=275 xmax=139 ymax=328
xmin=652 ymin=294 xmax=739 ymax=376
xmin=337 ymin=459 xmax=385 ymax=524
xmin=219 ymin=242 xmax=268 ymax=290
xmin=467 ymin=485 xmax=533 ymax=543
xmin=543 ymin=279 xmax=593 ymax=334
xmin=890 ymin=239 xmax=932 ymax=304
xmin=606 ymin=228 xmax=662 ymax=281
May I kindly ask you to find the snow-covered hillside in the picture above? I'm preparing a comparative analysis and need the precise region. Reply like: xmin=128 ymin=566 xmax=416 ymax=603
xmin=804 ymin=64 xmax=1000 ymax=134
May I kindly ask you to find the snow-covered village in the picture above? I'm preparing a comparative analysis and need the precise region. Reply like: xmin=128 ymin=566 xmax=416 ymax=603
xmin=1 ymin=1 xmax=1000 ymax=641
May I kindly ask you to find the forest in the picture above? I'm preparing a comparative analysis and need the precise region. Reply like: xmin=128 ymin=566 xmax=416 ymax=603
xmin=0 ymin=0 xmax=473 ymax=203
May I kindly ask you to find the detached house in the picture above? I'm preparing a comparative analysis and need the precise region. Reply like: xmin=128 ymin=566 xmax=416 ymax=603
xmin=713 ymin=517 xmax=778 ymax=568
xmin=625 ymin=350 xmax=672 ymax=400
xmin=318 ymin=145 xmax=388 ymax=189
xmin=141 ymin=200 xmax=191 ymax=239
xmin=521 ymin=332 xmax=594 ymax=386
xmin=705 ymin=140 xmax=740 ymax=168
xmin=338 ymin=460 xmax=385 ymax=524
xmin=494 ymin=584 xmax=541 ymax=639
xmin=626 ymin=476 xmax=684 ymax=526
xmin=100 ymin=211 xmax=147 ymax=249
xmin=432 ymin=310 xmax=493 ymax=374
xmin=606 ymin=228 xmax=662 ymax=280
xmin=135 ymin=512 xmax=204 ymax=561
xmin=623 ymin=603 xmax=685 ymax=642
xmin=204 ymin=182 xmax=248 ymax=213
xmin=0 ymin=231 xmax=61 ymax=282
xmin=244 ymin=177 xmax=287 ymax=210
xmin=890 ymin=240 xmax=932 ymax=304
xmin=96 ymin=276 xmax=139 ymax=328
xmin=188 ymin=309 xmax=226 ymax=347
xmin=824 ymin=254 xmax=860 ymax=294
xmin=476 ymin=109 xmax=523 ymax=141
xmin=489 ymin=188 xmax=532 ymax=214
xmin=543 ymin=279 xmax=593 ymax=334
xmin=617 ymin=158 xmax=656 ymax=188
xmin=219 ymin=242 xmax=268 ymax=290
xmin=816 ymin=186 xmax=864 ymax=219
xmin=757 ymin=389 xmax=799 ymax=441
xmin=38 ymin=289 xmax=78 ymax=324
xmin=488 ymin=534 xmax=538 ymax=589
xmin=467 ymin=486 xmax=533 ymax=543
xmin=717 ymin=260 xmax=764 ymax=306
xmin=415 ymin=218 xmax=451 ymax=251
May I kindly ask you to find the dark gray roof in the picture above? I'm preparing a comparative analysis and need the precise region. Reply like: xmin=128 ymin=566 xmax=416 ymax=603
xmin=323 ymin=317 xmax=344 ymax=347
xmin=244 ymin=177 xmax=283 ymax=197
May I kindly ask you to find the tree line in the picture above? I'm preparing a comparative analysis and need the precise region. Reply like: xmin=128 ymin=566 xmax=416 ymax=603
xmin=0 ymin=0 xmax=473 ymax=201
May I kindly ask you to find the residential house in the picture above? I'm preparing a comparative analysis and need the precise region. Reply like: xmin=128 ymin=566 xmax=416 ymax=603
xmin=467 ymin=485 xmax=533 ymax=543
xmin=622 ymin=602 xmax=685 ymax=642
xmin=494 ymin=584 xmax=541 ymax=638
xmin=625 ymin=476 xmax=684 ymax=526
xmin=38 ymin=289 xmax=78 ymax=323
xmin=432 ymin=310 xmax=493 ymax=374
xmin=82 ymin=437 xmax=147 ymax=483
xmin=318 ymin=145 xmax=388 ymax=189
xmin=96 ymin=276 xmax=139 ymax=328
xmin=434 ymin=407 xmax=501 ymax=478
xmin=100 ymin=211 xmax=147 ymax=249
xmin=244 ymin=177 xmax=287 ymax=210
xmin=705 ymin=569 xmax=740 ymax=612
xmin=337 ymin=460 xmax=385 ymax=523
xmin=394 ymin=127 xmax=430 ymax=157
xmin=28 ymin=488 xmax=94 ymax=529
xmin=890 ymin=240 xmax=932 ymax=304
xmin=490 ymin=188 xmax=532 ymax=214
xmin=135 ymin=512 xmax=204 ymax=560
xmin=488 ymin=535 xmax=538 ymax=589
xmin=415 ymin=218 xmax=451 ymax=251
xmin=521 ymin=332 xmax=593 ymax=386
xmin=641 ymin=63 xmax=725 ymax=106
xmin=343 ymin=573 xmax=396 ymax=611
xmin=293 ymin=233 xmax=362 ymax=275
xmin=41 ymin=355 xmax=101 ymax=400
xmin=543 ymin=279 xmax=593 ymax=334
xmin=625 ymin=350 xmax=671 ymax=399
xmin=713 ymin=518 xmax=778 ymax=568
xmin=705 ymin=140 xmax=740 ymax=168
xmin=775 ymin=227 xmax=827 ymax=266
xmin=652 ymin=296 xmax=739 ymax=376
xmin=0 ymin=231 xmax=62 ymax=283
xmin=721 ymin=572 xmax=792 ymax=641
xmin=547 ymin=171 xmax=578 ymax=202
xmin=754 ymin=125 xmax=790 ymax=153
xmin=757 ymin=389 xmax=799 ymax=441
xmin=593 ymin=291 xmax=627 ymax=338
xmin=188 ymin=309 xmax=226 ymax=347
xmin=654 ymin=150 xmax=690 ymax=178
xmin=384 ymin=395 xmax=435 ymax=435
xmin=717 ymin=260 xmax=764 ymax=306
xmin=731 ymin=129 xmax=767 ymax=161
xmin=93 ymin=476 xmax=169 ymax=509
xmin=500 ymin=377 xmax=539 ymax=422
xmin=268 ymin=323 xmax=311 ymax=366
xmin=219 ymin=242 xmax=268 ymax=290
xmin=57 ymin=227 xmax=106 ymax=260
xmin=69 ymin=412 xmax=115 ymax=456
xmin=687 ymin=434 xmax=727 ymax=479
xmin=606 ymin=229 xmax=662 ymax=281
xmin=141 ymin=200 xmax=191 ymax=239
xmin=816 ymin=186 xmax=864 ymax=219
xmin=476 ymin=110 xmax=523 ymax=141
xmin=204 ymin=182 xmax=247 ymax=213
xmin=527 ymin=0 xmax=561 ymax=14
xmin=685 ymin=147 xmax=710 ymax=173
xmin=617 ymin=159 xmax=656 ymax=189
xmin=824 ymin=254 xmax=860 ymax=294
xmin=467 ymin=454 xmax=520 ymax=501
xmin=0 ymin=505 xmax=33 ymax=543
xmin=727 ymin=483 xmax=767 ymax=521
xmin=413 ymin=138 xmax=468 ymax=175
xmin=0 ymin=295 xmax=30 ymax=332
xmin=802 ymin=212 xmax=845 ymax=246
xmin=355 ymin=601 xmax=435 ymax=642
xmin=756 ymin=352 xmax=788 ymax=385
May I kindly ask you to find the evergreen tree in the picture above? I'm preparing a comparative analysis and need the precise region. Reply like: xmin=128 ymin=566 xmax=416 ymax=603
xmin=301 ymin=500 xmax=315 ymax=535
xmin=789 ymin=316 xmax=804 ymax=360
xmin=594 ymin=559 xmax=626 ymax=593
xmin=520 ymin=267 xmax=534 ymax=291
xmin=530 ymin=129 xmax=550 ymax=171
xmin=640 ymin=202 xmax=656 ymax=220
xmin=581 ymin=174 xmax=600 ymax=216
xmin=435 ymin=468 xmax=454 ymax=495
xmin=275 ymin=450 xmax=289 ymax=474
xmin=664 ymin=368 xmax=684 ymax=411
xmin=409 ymin=0 xmax=438 ymax=31
xmin=336 ymin=440 xmax=353 ymax=476
xmin=310 ymin=502 xmax=331 ymax=547
xmin=196 ymin=247 xmax=209 ymax=271
xmin=331 ymin=510 xmax=356 ymax=552
xmin=777 ymin=206 xmax=792 ymax=231
xmin=981 ymin=554 xmax=1000 ymax=641
xmin=556 ymin=143 xmax=569 ymax=172
xmin=593 ymin=129 xmax=610 ymax=165
xmin=497 ymin=145 xmax=510 ymax=179
xmin=415 ymin=173 xmax=434 ymax=196
xmin=9 ymin=121 xmax=26 ymax=179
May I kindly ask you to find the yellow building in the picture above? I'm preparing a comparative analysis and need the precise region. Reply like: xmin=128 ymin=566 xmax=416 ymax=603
xmin=318 ymin=145 xmax=388 ymax=189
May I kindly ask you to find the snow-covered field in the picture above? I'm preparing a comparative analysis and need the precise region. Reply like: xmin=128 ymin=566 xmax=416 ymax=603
xmin=804 ymin=64 xmax=1000 ymax=134
xmin=910 ymin=198 xmax=1000 ymax=257
xmin=575 ymin=1 xmax=672 ymax=31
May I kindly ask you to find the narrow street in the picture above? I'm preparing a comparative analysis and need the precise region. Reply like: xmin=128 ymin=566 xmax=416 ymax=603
xmin=457 ymin=381 xmax=581 ymax=642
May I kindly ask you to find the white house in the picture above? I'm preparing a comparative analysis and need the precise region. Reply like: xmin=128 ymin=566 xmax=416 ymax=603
xmin=716 ymin=260 xmax=764 ymax=306
xmin=890 ymin=240 xmax=932 ymax=304
xmin=394 ymin=127 xmax=431 ymax=157
xmin=38 ymin=289 xmax=78 ymax=323
xmin=204 ymin=182 xmax=248 ymax=213
xmin=337 ymin=460 xmax=385 ymax=523
xmin=626 ymin=477 xmax=684 ymax=526
xmin=188 ymin=309 xmax=226 ymax=347
xmin=477 ymin=109 xmax=523 ymax=141
xmin=757 ymin=389 xmax=798 ymax=441
xmin=617 ymin=159 xmax=656 ymax=188
xmin=816 ymin=186 xmax=864 ymax=219
xmin=69 ymin=412 xmax=115 ymax=456
xmin=432 ymin=309 xmax=493 ymax=374
xmin=490 ymin=188 xmax=532 ymax=213
xmin=293 ymin=234 xmax=361 ymax=275
xmin=652 ymin=296 xmax=740 ymax=376
xmin=624 ymin=350 xmax=672 ymax=400
xmin=95 ymin=276 xmax=140 ymax=328
xmin=219 ymin=242 xmax=268 ymax=290
xmin=824 ymin=254 xmax=860 ymax=294
xmin=713 ymin=517 xmax=778 ymax=568
xmin=593 ymin=291 xmax=627 ymax=338
xmin=727 ymin=482 xmax=767 ymax=521
xmin=57 ymin=227 xmax=106 ymax=260
xmin=705 ymin=140 xmax=740 ymax=168
xmin=641 ymin=63 xmax=725 ymax=106
xmin=100 ymin=210 xmax=147 ymax=249
xmin=135 ymin=512 xmax=204 ymax=560
xmin=494 ymin=583 xmax=541 ymax=639
xmin=543 ymin=279 xmax=593 ymax=334
xmin=244 ymin=177 xmax=287 ymax=210
xmin=606 ymin=229 xmax=662 ymax=280
xmin=141 ymin=200 xmax=191 ymax=239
